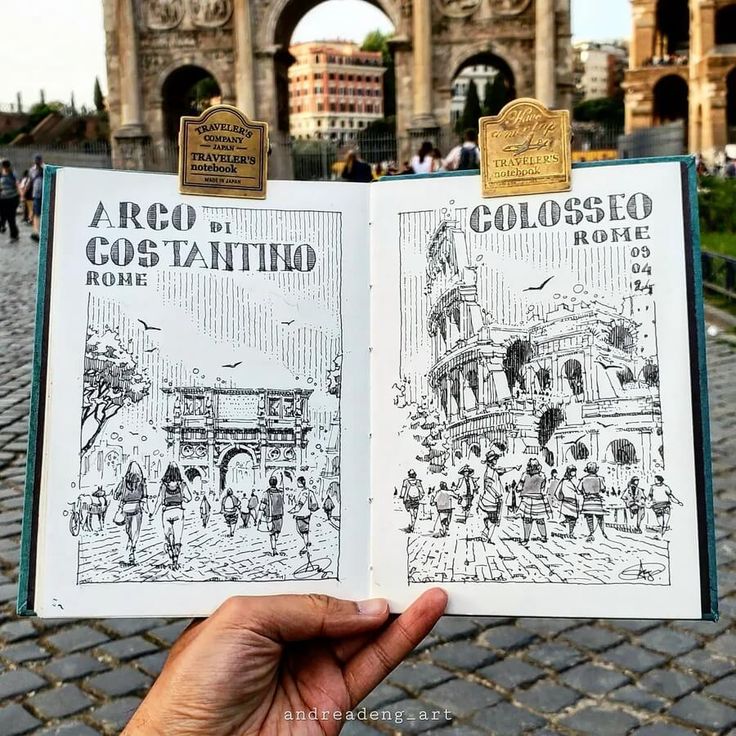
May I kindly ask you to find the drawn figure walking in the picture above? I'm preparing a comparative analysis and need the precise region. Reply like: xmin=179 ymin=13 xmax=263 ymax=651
xmin=456 ymin=465 xmax=479 ymax=521
xmin=399 ymin=469 xmax=424 ymax=532
xmin=648 ymin=475 xmax=683 ymax=537
xmin=221 ymin=488 xmax=241 ymax=537
xmin=260 ymin=476 xmax=285 ymax=556
xmin=242 ymin=490 xmax=259 ymax=527
xmin=289 ymin=476 xmax=320 ymax=556
xmin=518 ymin=458 xmax=549 ymax=545
xmin=555 ymin=465 xmax=582 ymax=538
xmin=622 ymin=476 xmax=645 ymax=533
xmin=200 ymin=494 xmax=211 ymax=528
xmin=111 ymin=461 xmax=148 ymax=567
xmin=323 ymin=493 xmax=335 ymax=521
xmin=477 ymin=450 xmax=504 ymax=543
xmin=578 ymin=461 xmax=608 ymax=542
xmin=431 ymin=481 xmax=459 ymax=537
xmin=151 ymin=462 xmax=192 ymax=570
xmin=546 ymin=469 xmax=560 ymax=519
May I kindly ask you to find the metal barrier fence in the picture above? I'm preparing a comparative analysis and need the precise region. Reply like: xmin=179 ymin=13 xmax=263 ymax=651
xmin=0 ymin=143 xmax=112 ymax=171
xmin=702 ymin=250 xmax=736 ymax=301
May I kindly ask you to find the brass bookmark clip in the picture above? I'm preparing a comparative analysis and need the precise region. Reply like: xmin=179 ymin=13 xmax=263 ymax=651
xmin=178 ymin=104 xmax=269 ymax=200
xmin=479 ymin=98 xmax=572 ymax=198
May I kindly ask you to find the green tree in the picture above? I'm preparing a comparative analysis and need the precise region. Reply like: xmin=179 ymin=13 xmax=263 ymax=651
xmin=361 ymin=29 xmax=396 ymax=119
xmin=94 ymin=77 xmax=105 ymax=113
xmin=483 ymin=73 xmax=510 ymax=116
xmin=573 ymin=96 xmax=624 ymax=127
xmin=457 ymin=79 xmax=482 ymax=134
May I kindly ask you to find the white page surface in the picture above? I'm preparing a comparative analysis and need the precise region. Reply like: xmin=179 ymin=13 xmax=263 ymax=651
xmin=369 ymin=164 xmax=703 ymax=617
xmin=35 ymin=168 xmax=371 ymax=617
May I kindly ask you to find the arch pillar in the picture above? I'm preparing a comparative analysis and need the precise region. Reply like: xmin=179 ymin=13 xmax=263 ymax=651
xmin=112 ymin=0 xmax=150 ymax=170
xmin=535 ymin=0 xmax=556 ymax=106
xmin=233 ymin=0 xmax=257 ymax=116
xmin=411 ymin=0 xmax=436 ymax=129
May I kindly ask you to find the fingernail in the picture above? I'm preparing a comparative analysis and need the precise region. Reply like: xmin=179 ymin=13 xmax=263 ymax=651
xmin=358 ymin=598 xmax=388 ymax=615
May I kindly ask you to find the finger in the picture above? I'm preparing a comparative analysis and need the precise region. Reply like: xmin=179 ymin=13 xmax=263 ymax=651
xmin=214 ymin=593 xmax=390 ymax=643
xmin=343 ymin=588 xmax=447 ymax=705
xmin=331 ymin=628 xmax=385 ymax=665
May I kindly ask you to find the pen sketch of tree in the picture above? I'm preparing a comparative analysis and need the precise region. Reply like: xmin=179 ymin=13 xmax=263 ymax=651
xmin=81 ymin=327 xmax=150 ymax=456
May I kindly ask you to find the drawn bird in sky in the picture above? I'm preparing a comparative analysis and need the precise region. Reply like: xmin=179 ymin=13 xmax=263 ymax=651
xmin=281 ymin=319 xmax=295 ymax=326
xmin=594 ymin=359 xmax=620 ymax=371
xmin=144 ymin=347 xmax=158 ymax=353
xmin=222 ymin=361 xmax=243 ymax=369
xmin=138 ymin=319 xmax=161 ymax=331
xmin=523 ymin=276 xmax=555 ymax=292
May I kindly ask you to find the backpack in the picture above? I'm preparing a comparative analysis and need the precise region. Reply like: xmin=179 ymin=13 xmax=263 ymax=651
xmin=308 ymin=491 xmax=319 ymax=513
xmin=458 ymin=145 xmax=478 ymax=171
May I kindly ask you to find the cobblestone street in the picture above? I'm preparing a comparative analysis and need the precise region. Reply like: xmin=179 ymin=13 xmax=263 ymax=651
xmin=1 ymin=227 xmax=736 ymax=735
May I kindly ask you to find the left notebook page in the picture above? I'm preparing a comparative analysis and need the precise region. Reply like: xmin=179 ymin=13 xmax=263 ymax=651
xmin=23 ymin=167 xmax=371 ymax=617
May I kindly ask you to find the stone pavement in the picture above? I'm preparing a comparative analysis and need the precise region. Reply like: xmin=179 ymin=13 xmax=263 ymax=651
xmin=1 ymin=228 xmax=735 ymax=735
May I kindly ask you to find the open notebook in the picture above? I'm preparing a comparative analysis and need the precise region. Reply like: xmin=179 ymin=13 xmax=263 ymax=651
xmin=19 ymin=159 xmax=717 ymax=619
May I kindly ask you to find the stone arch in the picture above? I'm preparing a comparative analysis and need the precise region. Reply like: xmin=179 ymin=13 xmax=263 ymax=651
xmin=605 ymin=438 xmax=639 ymax=466
xmin=561 ymin=358 xmax=584 ymax=397
xmin=716 ymin=5 xmax=736 ymax=46
xmin=256 ymin=0 xmax=401 ymax=134
xmin=655 ymin=0 xmax=689 ymax=56
xmin=159 ymin=63 xmax=226 ymax=142
xmin=653 ymin=75 xmax=688 ymax=127
xmin=218 ymin=445 xmax=258 ymax=491
xmin=728 ymin=66 xmax=736 ymax=143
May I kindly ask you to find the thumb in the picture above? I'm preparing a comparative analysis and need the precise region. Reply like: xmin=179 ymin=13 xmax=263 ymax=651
xmin=213 ymin=593 xmax=390 ymax=643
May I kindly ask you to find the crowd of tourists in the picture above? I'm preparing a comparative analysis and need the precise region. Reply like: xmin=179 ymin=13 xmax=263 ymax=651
xmin=0 ymin=153 xmax=45 ymax=244
xmin=340 ymin=128 xmax=480 ymax=182
xmin=398 ymin=445 xmax=683 ymax=545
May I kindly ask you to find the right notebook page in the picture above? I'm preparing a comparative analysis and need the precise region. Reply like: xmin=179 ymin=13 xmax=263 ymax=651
xmin=369 ymin=161 xmax=715 ymax=618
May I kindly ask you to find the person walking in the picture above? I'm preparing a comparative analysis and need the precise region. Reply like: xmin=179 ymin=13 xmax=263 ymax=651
xmin=455 ymin=464 xmax=479 ymax=521
xmin=221 ymin=488 xmax=241 ymax=537
xmin=410 ymin=141 xmax=434 ymax=174
xmin=341 ymin=150 xmax=373 ymax=183
xmin=431 ymin=147 xmax=444 ymax=172
xmin=289 ymin=476 xmax=320 ymax=557
xmin=648 ymin=474 xmax=683 ymax=536
xmin=518 ymin=458 xmax=549 ymax=545
xmin=259 ymin=476 xmax=285 ymax=556
xmin=578 ymin=461 xmax=608 ymax=542
xmin=111 ymin=460 xmax=148 ymax=567
xmin=443 ymin=129 xmax=480 ymax=171
xmin=29 ymin=154 xmax=44 ymax=242
xmin=477 ymin=450 xmax=504 ymax=543
xmin=622 ymin=475 xmax=645 ymax=533
xmin=555 ymin=465 xmax=582 ymax=538
xmin=399 ymin=469 xmax=424 ymax=532
xmin=323 ymin=492 xmax=335 ymax=521
xmin=0 ymin=160 xmax=20 ymax=243
xmin=431 ymin=481 xmax=459 ymax=537
xmin=17 ymin=170 xmax=31 ymax=224
xmin=546 ymin=468 xmax=560 ymax=519
xmin=242 ymin=489 xmax=259 ymax=527
xmin=200 ymin=493 xmax=211 ymax=528
xmin=151 ymin=462 xmax=192 ymax=570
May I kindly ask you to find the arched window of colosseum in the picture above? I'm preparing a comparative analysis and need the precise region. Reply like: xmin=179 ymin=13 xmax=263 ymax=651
xmin=716 ymin=5 xmax=736 ymax=46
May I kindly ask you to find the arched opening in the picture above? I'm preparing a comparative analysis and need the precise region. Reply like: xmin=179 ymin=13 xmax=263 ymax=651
xmin=607 ymin=321 xmax=635 ymax=352
xmin=617 ymin=367 xmax=634 ymax=387
xmin=728 ymin=68 xmax=736 ymax=144
xmin=716 ymin=6 xmax=736 ymax=46
xmin=219 ymin=447 xmax=257 ymax=492
xmin=162 ymin=65 xmax=221 ymax=142
xmin=278 ymin=0 xmax=396 ymax=143
xmin=503 ymin=339 xmax=534 ymax=393
xmin=569 ymin=441 xmax=589 ymax=461
xmin=469 ymin=443 xmax=481 ymax=458
xmin=450 ymin=53 xmax=516 ymax=133
xmin=653 ymin=75 xmax=688 ymax=127
xmin=655 ymin=0 xmax=689 ymax=58
xmin=184 ymin=467 xmax=203 ymax=494
xmin=536 ymin=367 xmax=551 ymax=392
xmin=465 ymin=367 xmax=479 ymax=409
xmin=606 ymin=439 xmax=639 ymax=466
xmin=538 ymin=407 xmax=565 ymax=448
xmin=641 ymin=362 xmax=660 ymax=388
xmin=562 ymin=359 xmax=585 ymax=397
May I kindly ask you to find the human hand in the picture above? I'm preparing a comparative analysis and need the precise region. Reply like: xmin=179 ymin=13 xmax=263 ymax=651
xmin=123 ymin=589 xmax=447 ymax=736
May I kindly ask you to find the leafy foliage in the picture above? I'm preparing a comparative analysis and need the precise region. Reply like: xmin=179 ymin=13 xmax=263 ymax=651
xmin=456 ymin=79 xmax=482 ymax=134
xmin=361 ymin=29 xmax=396 ymax=118
xmin=94 ymin=77 xmax=105 ymax=113
xmin=699 ymin=177 xmax=736 ymax=235
xmin=573 ymin=96 xmax=624 ymax=127
xmin=81 ymin=328 xmax=150 ymax=456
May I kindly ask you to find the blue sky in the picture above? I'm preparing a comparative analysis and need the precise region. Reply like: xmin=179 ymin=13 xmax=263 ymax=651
xmin=1 ymin=0 xmax=631 ymax=108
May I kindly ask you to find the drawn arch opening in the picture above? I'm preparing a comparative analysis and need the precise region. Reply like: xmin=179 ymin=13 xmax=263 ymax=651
xmin=219 ymin=446 xmax=258 ymax=491
xmin=606 ymin=439 xmax=639 ymax=466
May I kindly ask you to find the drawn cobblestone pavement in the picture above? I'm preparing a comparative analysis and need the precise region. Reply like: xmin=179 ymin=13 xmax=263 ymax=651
xmin=1 ymin=230 xmax=735 ymax=735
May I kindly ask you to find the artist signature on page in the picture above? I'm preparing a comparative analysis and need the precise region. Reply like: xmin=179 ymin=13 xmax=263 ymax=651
xmin=618 ymin=559 xmax=666 ymax=582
